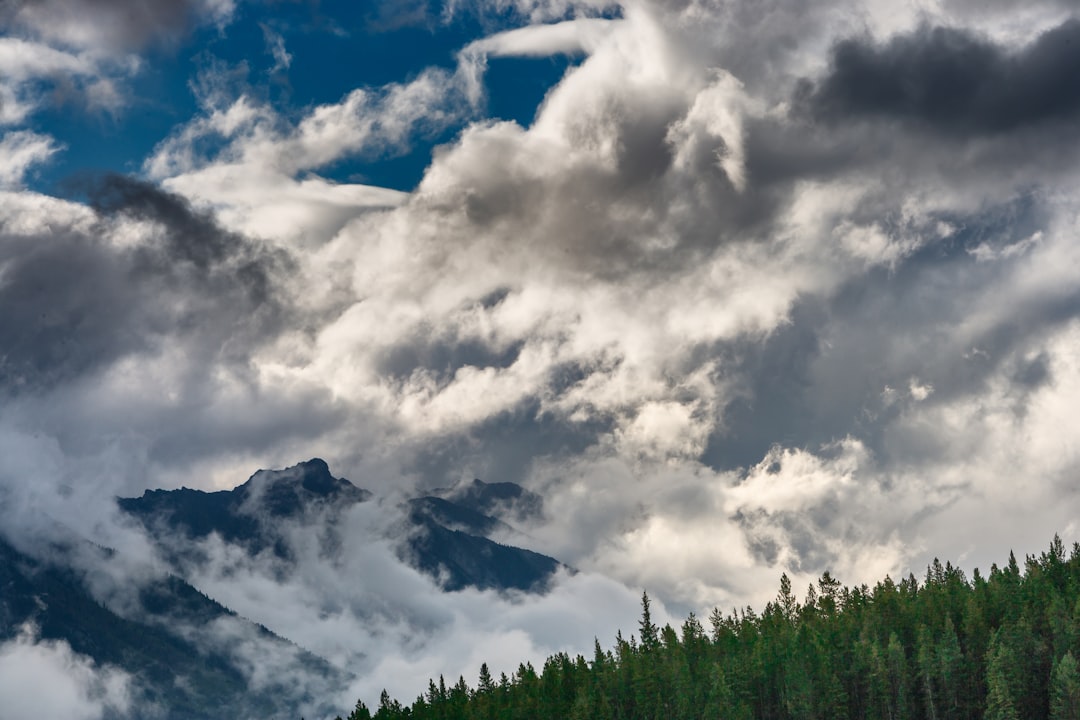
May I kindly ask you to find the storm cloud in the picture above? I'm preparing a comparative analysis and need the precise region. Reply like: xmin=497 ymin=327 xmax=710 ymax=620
xmin=807 ymin=19 xmax=1080 ymax=135
xmin=0 ymin=175 xmax=288 ymax=392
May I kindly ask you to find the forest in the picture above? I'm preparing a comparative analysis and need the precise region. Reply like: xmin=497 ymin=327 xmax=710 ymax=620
xmin=341 ymin=536 xmax=1080 ymax=720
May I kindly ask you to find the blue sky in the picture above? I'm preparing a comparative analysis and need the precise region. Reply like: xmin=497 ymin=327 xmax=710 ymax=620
xmin=28 ymin=0 xmax=580 ymax=194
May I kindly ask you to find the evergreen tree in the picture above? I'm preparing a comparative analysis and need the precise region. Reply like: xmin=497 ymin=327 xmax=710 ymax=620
xmin=338 ymin=536 xmax=1080 ymax=720
xmin=347 ymin=699 xmax=373 ymax=720
xmin=985 ymin=634 xmax=1020 ymax=720
xmin=1052 ymin=652 xmax=1080 ymax=720
xmin=639 ymin=591 xmax=660 ymax=653
xmin=885 ymin=632 xmax=910 ymax=720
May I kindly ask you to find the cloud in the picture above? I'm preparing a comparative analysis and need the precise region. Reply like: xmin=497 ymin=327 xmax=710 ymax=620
xmin=0 ymin=38 xmax=118 ymax=124
xmin=9 ymin=2 xmax=1080 ymax=713
xmin=462 ymin=17 xmax=620 ymax=58
xmin=2 ymin=0 xmax=235 ymax=54
xmin=0 ymin=130 xmax=61 ymax=187
xmin=0 ymin=625 xmax=132 ymax=720
xmin=0 ymin=174 xmax=289 ymax=393
xmin=144 ymin=56 xmax=480 ymax=243
xmin=260 ymin=23 xmax=292 ymax=74
xmin=0 ymin=0 xmax=236 ymax=127
xmin=806 ymin=19 xmax=1080 ymax=135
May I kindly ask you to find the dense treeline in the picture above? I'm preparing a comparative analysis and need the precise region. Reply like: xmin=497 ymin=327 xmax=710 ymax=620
xmin=341 ymin=537 xmax=1080 ymax=720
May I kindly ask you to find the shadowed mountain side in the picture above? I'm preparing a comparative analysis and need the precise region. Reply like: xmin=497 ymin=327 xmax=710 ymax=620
xmin=0 ymin=538 xmax=345 ymax=720
xmin=404 ymin=513 xmax=562 ymax=593
xmin=433 ymin=478 xmax=544 ymax=523
xmin=407 ymin=496 xmax=512 ymax=537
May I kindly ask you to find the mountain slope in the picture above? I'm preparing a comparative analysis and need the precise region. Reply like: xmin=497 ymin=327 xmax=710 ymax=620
xmin=0 ymin=537 xmax=344 ymax=720
xmin=433 ymin=478 xmax=544 ymax=523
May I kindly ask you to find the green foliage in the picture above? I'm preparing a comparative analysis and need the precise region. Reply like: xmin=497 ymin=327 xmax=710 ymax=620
xmin=346 ymin=535 xmax=1080 ymax=720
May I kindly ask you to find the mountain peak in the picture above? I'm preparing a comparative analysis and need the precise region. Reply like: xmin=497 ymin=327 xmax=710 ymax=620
xmin=238 ymin=459 xmax=371 ymax=516
xmin=118 ymin=459 xmax=371 ymax=553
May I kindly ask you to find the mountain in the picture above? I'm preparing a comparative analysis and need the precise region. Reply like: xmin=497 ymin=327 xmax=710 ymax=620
xmin=1 ymin=460 xmax=564 ymax=719
xmin=118 ymin=458 xmax=371 ymax=559
xmin=432 ymin=478 xmax=544 ymax=523
xmin=405 ymin=477 xmax=557 ymax=591
xmin=120 ymin=458 xmax=561 ymax=593
xmin=0 ymin=536 xmax=344 ymax=720
xmin=405 ymin=495 xmax=559 ymax=592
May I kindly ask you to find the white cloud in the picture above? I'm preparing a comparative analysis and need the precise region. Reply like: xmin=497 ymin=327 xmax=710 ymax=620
xmin=0 ymin=131 xmax=61 ymax=188
xmin=146 ymin=61 xmax=480 ymax=244
xmin=462 ymin=17 xmax=620 ymax=58
xmin=0 ymin=625 xmax=131 ymax=720
xmin=0 ymin=38 xmax=110 ymax=124
xmin=261 ymin=23 xmax=292 ymax=74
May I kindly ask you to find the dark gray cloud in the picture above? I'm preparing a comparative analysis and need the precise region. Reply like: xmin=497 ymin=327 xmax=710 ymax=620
xmin=406 ymin=396 xmax=617 ymax=490
xmin=0 ymin=0 xmax=218 ymax=52
xmin=88 ymin=174 xmax=288 ymax=307
xmin=805 ymin=19 xmax=1080 ymax=135
xmin=0 ymin=175 xmax=288 ymax=393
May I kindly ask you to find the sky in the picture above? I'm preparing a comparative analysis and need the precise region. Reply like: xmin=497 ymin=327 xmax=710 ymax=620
xmin=4 ymin=0 xmax=1080 ymax=715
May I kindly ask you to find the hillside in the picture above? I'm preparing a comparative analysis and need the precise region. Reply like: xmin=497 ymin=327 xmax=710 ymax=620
xmin=0 ymin=537 xmax=343 ymax=719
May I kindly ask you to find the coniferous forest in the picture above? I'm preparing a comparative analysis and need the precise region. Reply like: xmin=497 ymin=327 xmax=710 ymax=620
xmin=342 ymin=536 xmax=1080 ymax=720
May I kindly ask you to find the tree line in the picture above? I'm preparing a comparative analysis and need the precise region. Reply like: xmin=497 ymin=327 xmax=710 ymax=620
xmin=340 ymin=536 xmax=1080 ymax=720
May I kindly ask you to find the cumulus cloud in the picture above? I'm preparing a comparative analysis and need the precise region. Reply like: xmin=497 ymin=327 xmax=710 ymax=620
xmin=0 ymin=37 xmax=122 ymax=124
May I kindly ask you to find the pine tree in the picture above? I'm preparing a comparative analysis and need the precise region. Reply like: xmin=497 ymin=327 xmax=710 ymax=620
xmin=1052 ymin=652 xmax=1080 ymax=720
xmin=477 ymin=663 xmax=494 ymax=695
xmin=347 ymin=699 xmax=372 ymax=720
xmin=639 ymin=591 xmax=660 ymax=653
xmin=937 ymin=616 xmax=965 ymax=720
xmin=918 ymin=625 xmax=940 ymax=720
xmin=985 ymin=634 xmax=1020 ymax=720
xmin=778 ymin=573 xmax=799 ymax=623
xmin=886 ymin=632 xmax=910 ymax=720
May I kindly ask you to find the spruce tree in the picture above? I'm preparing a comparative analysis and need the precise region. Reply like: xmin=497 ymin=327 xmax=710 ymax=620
xmin=639 ymin=591 xmax=660 ymax=652
xmin=1052 ymin=652 xmax=1080 ymax=720
xmin=985 ymin=635 xmax=1020 ymax=720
